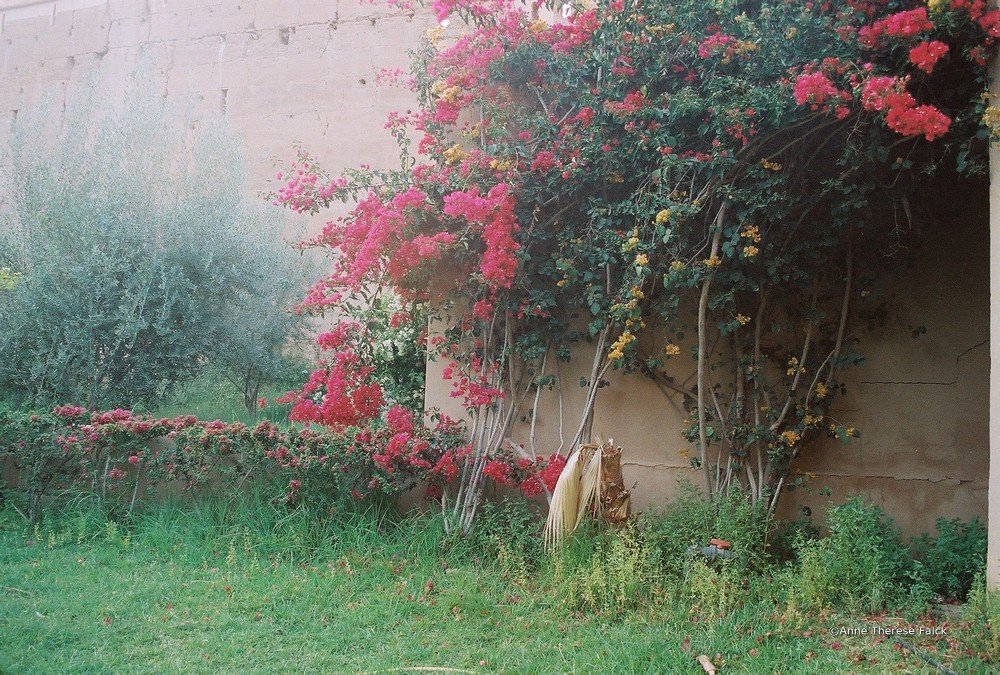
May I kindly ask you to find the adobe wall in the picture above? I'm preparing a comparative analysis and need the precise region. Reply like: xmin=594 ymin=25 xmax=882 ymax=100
xmin=426 ymin=189 xmax=990 ymax=539
xmin=0 ymin=0 xmax=436 ymax=205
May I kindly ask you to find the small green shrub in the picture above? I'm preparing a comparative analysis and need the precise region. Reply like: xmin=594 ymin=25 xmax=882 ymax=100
xmin=554 ymin=524 xmax=661 ymax=614
xmin=682 ymin=557 xmax=744 ymax=616
xmin=640 ymin=483 xmax=770 ymax=580
xmin=794 ymin=497 xmax=913 ymax=613
xmin=453 ymin=498 xmax=543 ymax=579
xmin=912 ymin=516 xmax=986 ymax=601
xmin=770 ymin=507 xmax=820 ymax=563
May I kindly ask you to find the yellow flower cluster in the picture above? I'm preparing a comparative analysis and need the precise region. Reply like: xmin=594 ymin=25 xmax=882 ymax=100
xmin=669 ymin=260 xmax=685 ymax=271
xmin=983 ymin=106 xmax=1000 ymax=136
xmin=430 ymin=80 xmax=461 ymax=103
xmin=655 ymin=209 xmax=671 ymax=224
xmin=442 ymin=144 xmax=468 ymax=165
xmin=760 ymin=158 xmax=782 ymax=171
xmin=780 ymin=430 xmax=801 ymax=446
xmin=815 ymin=381 xmax=828 ymax=399
xmin=927 ymin=0 xmax=947 ymax=13
xmin=528 ymin=18 xmax=548 ymax=34
xmin=622 ymin=227 xmax=640 ymax=253
xmin=741 ymin=224 xmax=761 ymax=243
xmin=426 ymin=26 xmax=444 ymax=44
xmin=608 ymin=330 xmax=636 ymax=360
xmin=786 ymin=356 xmax=803 ymax=376
xmin=630 ymin=285 xmax=645 ymax=300
xmin=609 ymin=172 xmax=625 ymax=183
xmin=704 ymin=255 xmax=721 ymax=268
xmin=716 ymin=39 xmax=758 ymax=66
xmin=743 ymin=245 xmax=759 ymax=259
xmin=803 ymin=414 xmax=823 ymax=426
xmin=664 ymin=343 xmax=681 ymax=356
xmin=0 ymin=267 xmax=20 ymax=292
xmin=489 ymin=158 xmax=514 ymax=172
xmin=735 ymin=314 xmax=751 ymax=326
xmin=634 ymin=253 xmax=649 ymax=267
xmin=646 ymin=23 xmax=676 ymax=35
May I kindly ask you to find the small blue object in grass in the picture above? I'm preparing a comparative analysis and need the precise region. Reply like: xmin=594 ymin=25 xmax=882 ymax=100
xmin=686 ymin=545 xmax=734 ymax=560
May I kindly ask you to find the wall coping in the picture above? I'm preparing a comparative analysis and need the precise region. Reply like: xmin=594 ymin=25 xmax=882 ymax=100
xmin=1 ymin=0 xmax=108 ymax=22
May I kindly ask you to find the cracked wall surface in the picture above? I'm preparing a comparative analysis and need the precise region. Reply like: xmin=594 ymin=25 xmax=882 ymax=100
xmin=0 ymin=0 xmax=989 ymax=537
xmin=426 ymin=186 xmax=990 ymax=536
xmin=0 ymin=0 xmax=436 ymax=205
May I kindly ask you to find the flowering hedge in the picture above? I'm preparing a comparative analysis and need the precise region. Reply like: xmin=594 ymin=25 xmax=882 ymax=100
xmin=0 ymin=404 xmax=564 ymax=523
xmin=271 ymin=0 xmax=998 ymax=531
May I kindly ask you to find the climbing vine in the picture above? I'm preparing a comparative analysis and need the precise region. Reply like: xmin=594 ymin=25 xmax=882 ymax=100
xmin=273 ymin=0 xmax=998 ymax=532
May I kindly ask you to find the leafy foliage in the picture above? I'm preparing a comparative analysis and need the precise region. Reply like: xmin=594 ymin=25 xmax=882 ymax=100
xmin=911 ymin=516 xmax=986 ymax=601
xmin=792 ymin=497 xmax=913 ymax=613
xmin=272 ymin=0 xmax=998 ymax=530
xmin=0 ymin=82 xmax=308 ymax=410
xmin=554 ymin=523 xmax=662 ymax=614
xmin=640 ymin=483 xmax=770 ymax=581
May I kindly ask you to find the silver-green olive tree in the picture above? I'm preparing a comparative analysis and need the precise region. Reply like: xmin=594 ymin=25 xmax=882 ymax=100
xmin=0 ymin=82 xmax=309 ymax=410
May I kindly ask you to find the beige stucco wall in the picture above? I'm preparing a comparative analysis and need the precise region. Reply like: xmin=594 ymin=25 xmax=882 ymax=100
xmin=1 ymin=0 xmax=990 ymax=541
xmin=428 ymin=199 xmax=989 ymax=537
xmin=783 ymin=192 xmax=989 ymax=536
xmin=0 ymin=0 xmax=435 ymax=202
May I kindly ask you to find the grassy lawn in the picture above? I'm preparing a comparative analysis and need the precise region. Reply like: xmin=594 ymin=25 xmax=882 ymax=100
xmin=0 ymin=500 xmax=989 ymax=674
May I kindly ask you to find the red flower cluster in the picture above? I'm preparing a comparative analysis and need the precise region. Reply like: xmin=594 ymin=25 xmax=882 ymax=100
xmin=858 ymin=8 xmax=934 ymax=47
xmin=550 ymin=9 xmax=600 ymax=53
xmin=977 ymin=9 xmax=1000 ymax=38
xmin=697 ymin=33 xmax=736 ymax=59
xmin=860 ymin=76 xmax=951 ymax=140
xmin=442 ymin=183 xmax=520 ymax=290
xmin=483 ymin=459 xmax=513 ymax=485
xmin=885 ymin=103 xmax=952 ymax=141
xmin=517 ymin=453 xmax=567 ymax=498
xmin=272 ymin=152 xmax=347 ymax=215
xmin=908 ymin=40 xmax=949 ymax=73
xmin=793 ymin=71 xmax=845 ymax=108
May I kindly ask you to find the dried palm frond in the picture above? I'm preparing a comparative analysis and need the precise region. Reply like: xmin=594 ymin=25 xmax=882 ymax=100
xmin=543 ymin=447 xmax=583 ymax=549
xmin=575 ymin=444 xmax=603 ymax=526
xmin=544 ymin=442 xmax=611 ymax=549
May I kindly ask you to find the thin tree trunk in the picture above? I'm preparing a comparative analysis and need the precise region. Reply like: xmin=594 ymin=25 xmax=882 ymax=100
xmin=697 ymin=203 xmax=727 ymax=497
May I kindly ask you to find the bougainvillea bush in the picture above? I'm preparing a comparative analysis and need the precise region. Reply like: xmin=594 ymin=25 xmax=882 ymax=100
xmin=0 ymin=404 xmax=470 ymax=524
xmin=271 ymin=0 xmax=998 ymax=532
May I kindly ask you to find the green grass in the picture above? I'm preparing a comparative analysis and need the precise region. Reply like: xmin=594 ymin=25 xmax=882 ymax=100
xmin=0 ymin=497 xmax=990 ymax=674
xmin=148 ymin=369 xmax=299 ymax=426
